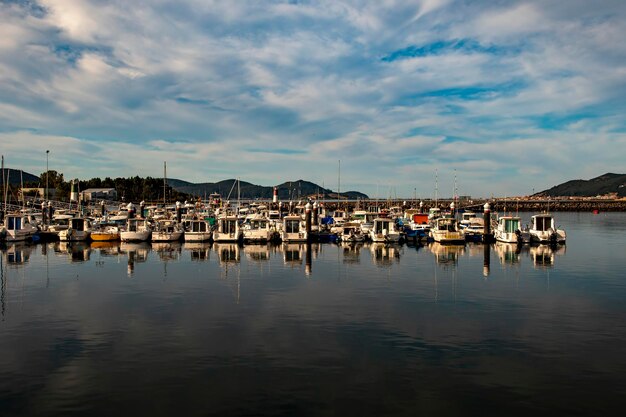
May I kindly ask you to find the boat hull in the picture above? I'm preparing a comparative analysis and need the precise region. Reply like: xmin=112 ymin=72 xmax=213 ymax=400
xmin=120 ymin=231 xmax=151 ymax=242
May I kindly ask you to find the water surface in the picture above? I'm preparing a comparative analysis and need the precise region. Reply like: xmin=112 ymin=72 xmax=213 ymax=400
xmin=1 ymin=212 xmax=625 ymax=416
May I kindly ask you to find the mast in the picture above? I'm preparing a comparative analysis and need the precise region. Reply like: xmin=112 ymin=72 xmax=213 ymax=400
xmin=337 ymin=159 xmax=340 ymax=207
xmin=20 ymin=170 xmax=24 ymax=209
xmin=435 ymin=168 xmax=438 ymax=207
xmin=163 ymin=161 xmax=167 ymax=206
xmin=1 ymin=155 xmax=4 ymax=212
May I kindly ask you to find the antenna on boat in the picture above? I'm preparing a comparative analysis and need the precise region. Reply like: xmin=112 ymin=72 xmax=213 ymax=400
xmin=163 ymin=161 xmax=167 ymax=206
xmin=435 ymin=168 xmax=438 ymax=207
xmin=337 ymin=159 xmax=341 ymax=207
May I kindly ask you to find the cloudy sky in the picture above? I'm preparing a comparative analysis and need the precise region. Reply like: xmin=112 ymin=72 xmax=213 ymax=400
xmin=1 ymin=0 xmax=625 ymax=198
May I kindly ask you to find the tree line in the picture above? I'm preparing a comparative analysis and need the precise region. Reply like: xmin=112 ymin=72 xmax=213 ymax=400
xmin=16 ymin=171 xmax=192 ymax=203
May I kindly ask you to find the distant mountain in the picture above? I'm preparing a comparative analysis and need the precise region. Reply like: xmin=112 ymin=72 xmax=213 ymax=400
xmin=168 ymin=178 xmax=369 ymax=200
xmin=1 ymin=168 xmax=40 ymax=186
xmin=538 ymin=173 xmax=626 ymax=197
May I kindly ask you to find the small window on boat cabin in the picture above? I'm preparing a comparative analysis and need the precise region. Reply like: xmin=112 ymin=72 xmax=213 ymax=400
xmin=286 ymin=220 xmax=299 ymax=233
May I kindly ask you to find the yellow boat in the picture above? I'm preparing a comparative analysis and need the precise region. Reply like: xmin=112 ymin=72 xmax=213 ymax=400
xmin=90 ymin=225 xmax=120 ymax=242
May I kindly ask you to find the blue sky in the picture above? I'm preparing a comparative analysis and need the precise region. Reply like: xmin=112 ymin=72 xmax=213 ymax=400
xmin=1 ymin=0 xmax=625 ymax=198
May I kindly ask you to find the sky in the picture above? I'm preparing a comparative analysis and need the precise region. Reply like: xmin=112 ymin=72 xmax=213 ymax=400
xmin=1 ymin=0 xmax=625 ymax=198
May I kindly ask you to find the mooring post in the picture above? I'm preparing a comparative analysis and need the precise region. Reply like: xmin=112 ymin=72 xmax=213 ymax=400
xmin=305 ymin=201 xmax=312 ymax=242
xmin=313 ymin=201 xmax=319 ymax=226
xmin=176 ymin=201 xmax=182 ymax=223
xmin=483 ymin=202 xmax=491 ymax=242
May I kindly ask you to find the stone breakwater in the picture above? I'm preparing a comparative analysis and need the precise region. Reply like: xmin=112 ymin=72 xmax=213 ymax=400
xmin=322 ymin=199 xmax=626 ymax=212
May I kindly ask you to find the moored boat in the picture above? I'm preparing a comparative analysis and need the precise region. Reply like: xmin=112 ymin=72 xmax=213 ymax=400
xmin=529 ymin=213 xmax=566 ymax=244
xmin=430 ymin=217 xmax=465 ymax=244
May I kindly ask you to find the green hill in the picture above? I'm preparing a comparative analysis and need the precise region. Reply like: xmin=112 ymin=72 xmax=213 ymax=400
xmin=1 ymin=168 xmax=40 ymax=186
xmin=168 ymin=178 xmax=368 ymax=200
xmin=538 ymin=173 xmax=626 ymax=197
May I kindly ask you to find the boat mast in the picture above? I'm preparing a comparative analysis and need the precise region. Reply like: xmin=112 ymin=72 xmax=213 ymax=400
xmin=1 ymin=155 xmax=4 ymax=213
xmin=435 ymin=168 xmax=438 ymax=207
xmin=163 ymin=161 xmax=167 ymax=206
xmin=337 ymin=159 xmax=340 ymax=207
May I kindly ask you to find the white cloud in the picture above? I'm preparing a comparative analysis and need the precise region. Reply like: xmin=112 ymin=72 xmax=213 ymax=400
xmin=0 ymin=0 xmax=625 ymax=196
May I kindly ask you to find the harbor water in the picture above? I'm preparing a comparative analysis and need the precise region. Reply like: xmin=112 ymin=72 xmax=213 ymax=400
xmin=1 ymin=212 xmax=625 ymax=416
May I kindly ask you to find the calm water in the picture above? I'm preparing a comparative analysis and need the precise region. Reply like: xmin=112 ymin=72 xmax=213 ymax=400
xmin=1 ymin=212 xmax=626 ymax=416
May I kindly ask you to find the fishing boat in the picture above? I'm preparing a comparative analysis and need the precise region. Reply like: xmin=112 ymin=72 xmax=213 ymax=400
xmin=184 ymin=219 xmax=212 ymax=242
xmin=430 ymin=217 xmax=465 ymax=244
xmin=337 ymin=222 xmax=366 ymax=243
xmin=2 ymin=214 xmax=38 ymax=242
xmin=529 ymin=213 xmax=566 ymax=244
xmin=370 ymin=217 xmax=401 ymax=243
xmin=213 ymin=214 xmax=243 ymax=243
xmin=120 ymin=218 xmax=152 ymax=242
xmin=243 ymin=214 xmax=274 ymax=243
xmin=58 ymin=217 xmax=92 ymax=242
xmin=494 ymin=216 xmax=530 ymax=244
xmin=90 ymin=222 xmax=121 ymax=242
xmin=462 ymin=217 xmax=485 ymax=242
xmin=151 ymin=219 xmax=184 ymax=242
xmin=281 ymin=215 xmax=307 ymax=242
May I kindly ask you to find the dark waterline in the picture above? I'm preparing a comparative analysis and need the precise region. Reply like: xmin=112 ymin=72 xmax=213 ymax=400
xmin=1 ymin=212 xmax=626 ymax=416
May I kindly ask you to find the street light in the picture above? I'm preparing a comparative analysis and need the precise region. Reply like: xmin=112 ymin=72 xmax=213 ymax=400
xmin=46 ymin=150 xmax=49 ymax=201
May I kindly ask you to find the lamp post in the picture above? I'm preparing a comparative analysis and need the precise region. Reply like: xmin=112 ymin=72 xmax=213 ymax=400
xmin=45 ymin=150 xmax=49 ymax=201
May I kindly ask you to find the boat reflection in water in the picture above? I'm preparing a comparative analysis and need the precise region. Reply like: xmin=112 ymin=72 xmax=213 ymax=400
xmin=152 ymin=242 xmax=182 ymax=262
xmin=184 ymin=242 xmax=211 ymax=262
xmin=282 ymin=243 xmax=304 ymax=266
xmin=341 ymin=242 xmax=363 ymax=265
xmin=120 ymin=242 xmax=151 ymax=276
xmin=3 ymin=243 xmax=32 ymax=266
xmin=370 ymin=243 xmax=401 ymax=267
xmin=529 ymin=244 xmax=566 ymax=269
xmin=57 ymin=241 xmax=91 ymax=263
xmin=244 ymin=244 xmax=272 ymax=263
xmin=214 ymin=243 xmax=240 ymax=266
xmin=90 ymin=240 xmax=122 ymax=256
xmin=494 ymin=242 xmax=526 ymax=266
xmin=428 ymin=242 xmax=465 ymax=268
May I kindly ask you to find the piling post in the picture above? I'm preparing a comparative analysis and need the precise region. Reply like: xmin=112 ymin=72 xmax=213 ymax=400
xmin=42 ymin=201 xmax=47 ymax=225
xmin=305 ymin=202 xmax=312 ymax=242
xmin=313 ymin=201 xmax=319 ymax=226
xmin=139 ymin=201 xmax=145 ymax=219
xmin=450 ymin=201 xmax=455 ymax=218
xmin=101 ymin=200 xmax=106 ymax=217
xmin=419 ymin=201 xmax=424 ymax=214
xmin=483 ymin=202 xmax=491 ymax=242
xmin=176 ymin=201 xmax=182 ymax=223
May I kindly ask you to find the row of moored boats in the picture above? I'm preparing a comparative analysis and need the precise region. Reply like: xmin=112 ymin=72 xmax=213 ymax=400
xmin=0 ymin=201 xmax=566 ymax=245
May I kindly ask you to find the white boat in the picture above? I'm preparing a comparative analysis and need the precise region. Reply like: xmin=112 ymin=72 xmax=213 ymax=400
xmin=462 ymin=217 xmax=485 ymax=242
xmin=338 ymin=222 xmax=366 ymax=243
xmin=430 ymin=217 xmax=465 ymax=244
xmin=281 ymin=215 xmax=307 ymax=242
xmin=58 ymin=217 xmax=92 ymax=241
xmin=370 ymin=217 xmax=401 ymax=243
xmin=494 ymin=216 xmax=529 ymax=244
xmin=151 ymin=219 xmax=184 ymax=242
xmin=47 ymin=214 xmax=74 ymax=233
xmin=120 ymin=218 xmax=152 ymax=242
xmin=213 ymin=215 xmax=243 ymax=243
xmin=529 ymin=213 xmax=566 ymax=244
xmin=184 ymin=219 xmax=212 ymax=242
xmin=459 ymin=211 xmax=477 ymax=229
xmin=243 ymin=214 xmax=274 ymax=243
xmin=2 ymin=214 xmax=38 ymax=242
